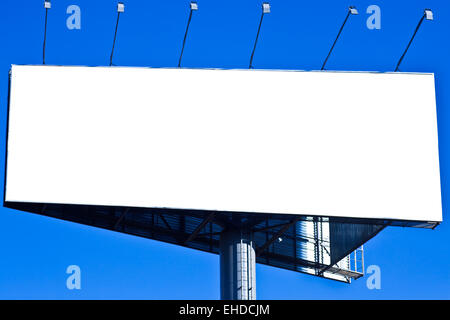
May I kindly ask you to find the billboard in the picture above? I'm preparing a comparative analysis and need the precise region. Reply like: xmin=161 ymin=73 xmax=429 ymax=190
xmin=4 ymin=65 xmax=442 ymax=224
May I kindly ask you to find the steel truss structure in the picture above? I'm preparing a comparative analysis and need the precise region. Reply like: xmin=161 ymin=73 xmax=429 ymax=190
xmin=4 ymin=202 xmax=437 ymax=283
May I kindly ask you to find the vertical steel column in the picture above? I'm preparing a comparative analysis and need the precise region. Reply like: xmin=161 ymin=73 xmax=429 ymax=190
xmin=219 ymin=229 xmax=256 ymax=300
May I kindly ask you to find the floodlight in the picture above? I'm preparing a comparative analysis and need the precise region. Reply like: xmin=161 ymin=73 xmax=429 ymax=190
xmin=262 ymin=2 xmax=271 ymax=14
xmin=394 ymin=9 xmax=434 ymax=71
xmin=321 ymin=6 xmax=358 ymax=70
xmin=249 ymin=3 xmax=271 ymax=68
xmin=117 ymin=2 xmax=125 ymax=13
xmin=42 ymin=2 xmax=51 ymax=64
xmin=178 ymin=2 xmax=199 ymax=67
xmin=349 ymin=6 xmax=358 ymax=15
xmin=424 ymin=9 xmax=433 ymax=21
xmin=110 ymin=2 xmax=125 ymax=66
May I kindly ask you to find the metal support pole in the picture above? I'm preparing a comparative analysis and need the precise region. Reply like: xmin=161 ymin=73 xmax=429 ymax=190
xmin=321 ymin=11 xmax=350 ymax=71
xmin=394 ymin=16 xmax=425 ymax=72
xmin=178 ymin=2 xmax=198 ymax=68
xmin=321 ymin=6 xmax=358 ymax=71
xmin=220 ymin=229 xmax=256 ymax=300
xmin=249 ymin=2 xmax=270 ymax=69
xmin=395 ymin=9 xmax=433 ymax=72
xmin=178 ymin=10 xmax=193 ymax=68
xmin=249 ymin=12 xmax=264 ymax=69
xmin=110 ymin=12 xmax=121 ymax=66
xmin=43 ymin=5 xmax=50 ymax=65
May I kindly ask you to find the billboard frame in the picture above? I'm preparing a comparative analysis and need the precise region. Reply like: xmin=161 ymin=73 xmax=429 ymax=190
xmin=2 ymin=65 xmax=442 ymax=291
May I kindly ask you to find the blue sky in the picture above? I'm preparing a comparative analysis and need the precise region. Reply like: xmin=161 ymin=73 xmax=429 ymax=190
xmin=0 ymin=0 xmax=449 ymax=299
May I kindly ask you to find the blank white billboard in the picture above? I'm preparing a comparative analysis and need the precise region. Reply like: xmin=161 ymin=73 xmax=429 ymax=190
xmin=5 ymin=65 xmax=442 ymax=223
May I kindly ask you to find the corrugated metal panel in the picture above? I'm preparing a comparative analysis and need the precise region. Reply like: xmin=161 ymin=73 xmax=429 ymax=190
xmin=329 ymin=219 xmax=385 ymax=265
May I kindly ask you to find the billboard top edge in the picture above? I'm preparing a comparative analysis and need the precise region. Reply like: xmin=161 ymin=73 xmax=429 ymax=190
xmin=9 ymin=64 xmax=435 ymax=77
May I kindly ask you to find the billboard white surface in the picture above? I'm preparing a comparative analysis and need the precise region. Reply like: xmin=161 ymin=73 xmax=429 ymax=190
xmin=5 ymin=65 xmax=442 ymax=223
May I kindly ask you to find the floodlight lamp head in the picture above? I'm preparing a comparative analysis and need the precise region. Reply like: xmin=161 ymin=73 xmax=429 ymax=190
xmin=424 ymin=9 xmax=433 ymax=21
xmin=117 ymin=2 xmax=125 ymax=13
xmin=190 ymin=1 xmax=198 ymax=11
xmin=44 ymin=1 xmax=51 ymax=9
xmin=349 ymin=6 xmax=358 ymax=15
xmin=262 ymin=2 xmax=271 ymax=14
